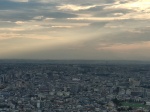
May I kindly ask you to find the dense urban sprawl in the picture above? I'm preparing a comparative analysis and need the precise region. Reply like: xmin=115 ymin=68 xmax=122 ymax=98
xmin=0 ymin=62 xmax=150 ymax=112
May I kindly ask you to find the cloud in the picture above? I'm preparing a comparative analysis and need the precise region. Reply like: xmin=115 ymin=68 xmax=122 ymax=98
xmin=93 ymin=29 xmax=150 ymax=45
xmin=57 ymin=4 xmax=99 ymax=11
xmin=94 ymin=8 xmax=133 ymax=17
xmin=0 ymin=33 xmax=22 ymax=40
xmin=67 ymin=17 xmax=129 ymax=21
xmin=0 ymin=21 xmax=18 ymax=27
xmin=103 ymin=0 xmax=150 ymax=19
xmin=0 ymin=10 xmax=78 ymax=22
xmin=33 ymin=16 xmax=44 ymax=20
xmin=51 ymin=26 xmax=73 ymax=28
xmin=30 ymin=0 xmax=113 ymax=4
xmin=9 ymin=0 xmax=28 ymax=2
xmin=0 ymin=0 xmax=150 ymax=60
xmin=111 ymin=0 xmax=150 ymax=12
xmin=15 ymin=21 xmax=26 ymax=24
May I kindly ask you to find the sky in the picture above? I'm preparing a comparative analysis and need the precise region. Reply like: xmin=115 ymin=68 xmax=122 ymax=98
xmin=0 ymin=0 xmax=150 ymax=60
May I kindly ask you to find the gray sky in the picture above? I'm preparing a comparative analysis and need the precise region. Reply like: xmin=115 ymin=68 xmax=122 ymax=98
xmin=0 ymin=0 xmax=150 ymax=60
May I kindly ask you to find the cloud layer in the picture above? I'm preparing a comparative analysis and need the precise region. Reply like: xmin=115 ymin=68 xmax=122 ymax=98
xmin=0 ymin=0 xmax=150 ymax=60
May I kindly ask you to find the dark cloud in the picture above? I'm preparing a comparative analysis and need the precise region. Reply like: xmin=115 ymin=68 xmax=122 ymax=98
xmin=31 ymin=0 xmax=115 ymax=4
xmin=90 ymin=22 xmax=108 ymax=27
xmin=0 ymin=0 xmax=78 ymax=21
xmin=0 ymin=12 xmax=33 ymax=21
xmin=0 ymin=21 xmax=18 ymax=28
xmin=0 ymin=10 xmax=77 ymax=21
xmin=89 ymin=29 xmax=150 ymax=46
xmin=94 ymin=8 xmax=134 ymax=17
xmin=0 ymin=0 xmax=47 ymax=10
xmin=42 ymin=12 xmax=78 ymax=18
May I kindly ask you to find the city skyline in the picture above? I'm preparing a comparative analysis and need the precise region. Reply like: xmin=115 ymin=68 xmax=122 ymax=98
xmin=0 ymin=0 xmax=150 ymax=60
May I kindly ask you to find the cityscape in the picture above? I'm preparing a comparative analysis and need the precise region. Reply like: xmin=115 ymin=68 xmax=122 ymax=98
xmin=0 ymin=0 xmax=150 ymax=112
xmin=0 ymin=60 xmax=150 ymax=112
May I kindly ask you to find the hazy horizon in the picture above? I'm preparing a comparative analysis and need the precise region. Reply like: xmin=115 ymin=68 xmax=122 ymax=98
xmin=0 ymin=0 xmax=150 ymax=60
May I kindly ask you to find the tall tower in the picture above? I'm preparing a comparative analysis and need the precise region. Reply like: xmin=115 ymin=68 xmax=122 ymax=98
xmin=143 ymin=88 xmax=147 ymax=98
xmin=37 ymin=100 xmax=41 ymax=112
